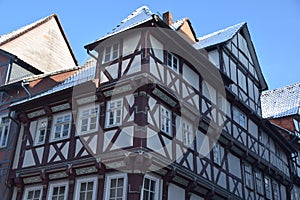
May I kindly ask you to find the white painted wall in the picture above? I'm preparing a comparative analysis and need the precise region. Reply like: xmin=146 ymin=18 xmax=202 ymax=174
xmin=150 ymin=35 xmax=164 ymax=62
xmin=183 ymin=64 xmax=199 ymax=90
xmin=123 ymin=32 xmax=141 ymax=57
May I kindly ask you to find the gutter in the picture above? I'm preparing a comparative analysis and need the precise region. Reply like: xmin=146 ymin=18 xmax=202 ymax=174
xmin=21 ymin=81 xmax=31 ymax=98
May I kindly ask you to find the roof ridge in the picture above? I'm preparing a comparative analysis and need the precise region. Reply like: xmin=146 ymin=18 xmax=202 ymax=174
xmin=0 ymin=14 xmax=56 ymax=46
xmin=262 ymin=82 xmax=300 ymax=96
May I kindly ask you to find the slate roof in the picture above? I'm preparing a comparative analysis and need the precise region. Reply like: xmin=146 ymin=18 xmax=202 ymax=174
xmin=194 ymin=22 xmax=245 ymax=49
xmin=261 ymin=82 xmax=300 ymax=119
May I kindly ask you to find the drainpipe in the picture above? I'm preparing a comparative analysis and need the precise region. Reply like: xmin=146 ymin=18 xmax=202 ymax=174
xmin=20 ymin=81 xmax=31 ymax=98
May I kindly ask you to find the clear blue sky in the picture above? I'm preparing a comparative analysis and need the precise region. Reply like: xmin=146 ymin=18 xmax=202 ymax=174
xmin=0 ymin=0 xmax=299 ymax=90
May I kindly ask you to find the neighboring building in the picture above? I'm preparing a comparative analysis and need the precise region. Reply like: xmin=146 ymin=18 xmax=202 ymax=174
xmin=0 ymin=15 xmax=78 ymax=199
xmin=8 ymin=6 xmax=295 ymax=200
xmin=261 ymin=83 xmax=300 ymax=200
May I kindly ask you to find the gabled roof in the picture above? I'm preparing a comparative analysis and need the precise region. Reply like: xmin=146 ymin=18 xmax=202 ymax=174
xmin=261 ymin=82 xmax=300 ymax=119
xmin=85 ymin=6 xmax=153 ymax=49
xmin=194 ymin=22 xmax=245 ymax=49
xmin=0 ymin=14 xmax=78 ymax=72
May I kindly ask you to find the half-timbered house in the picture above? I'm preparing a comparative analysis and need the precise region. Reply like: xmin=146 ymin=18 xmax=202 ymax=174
xmin=261 ymin=83 xmax=300 ymax=200
xmin=8 ymin=6 xmax=295 ymax=200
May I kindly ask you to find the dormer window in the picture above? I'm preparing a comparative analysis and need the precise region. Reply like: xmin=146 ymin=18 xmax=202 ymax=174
xmin=103 ymin=43 xmax=119 ymax=63
xmin=167 ymin=52 xmax=178 ymax=72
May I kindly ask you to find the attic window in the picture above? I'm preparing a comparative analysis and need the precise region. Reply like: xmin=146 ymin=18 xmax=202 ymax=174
xmin=167 ymin=52 xmax=178 ymax=72
xmin=103 ymin=43 xmax=119 ymax=63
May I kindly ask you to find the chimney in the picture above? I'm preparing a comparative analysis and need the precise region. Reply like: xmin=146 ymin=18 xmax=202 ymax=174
xmin=163 ymin=11 xmax=173 ymax=25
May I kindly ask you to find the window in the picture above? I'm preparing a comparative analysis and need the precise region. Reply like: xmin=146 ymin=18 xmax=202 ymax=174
xmin=265 ymin=177 xmax=272 ymax=199
xmin=75 ymin=177 xmax=97 ymax=200
xmin=105 ymin=173 xmax=127 ymax=200
xmin=244 ymin=164 xmax=253 ymax=189
xmin=273 ymin=181 xmax=280 ymax=200
xmin=77 ymin=105 xmax=99 ymax=134
xmin=0 ymin=116 xmax=10 ymax=148
xmin=103 ymin=43 xmax=119 ymax=63
xmin=52 ymin=112 xmax=71 ymax=141
xmin=213 ymin=143 xmax=222 ymax=165
xmin=233 ymin=107 xmax=247 ymax=128
xmin=48 ymin=182 xmax=68 ymax=200
xmin=23 ymin=186 xmax=42 ymax=200
xmin=255 ymin=171 xmax=263 ymax=194
xmin=140 ymin=175 xmax=160 ymax=200
xmin=160 ymin=105 xmax=172 ymax=135
xmin=167 ymin=52 xmax=178 ymax=72
xmin=182 ymin=119 xmax=193 ymax=146
xmin=106 ymin=99 xmax=123 ymax=127
xmin=34 ymin=118 xmax=47 ymax=145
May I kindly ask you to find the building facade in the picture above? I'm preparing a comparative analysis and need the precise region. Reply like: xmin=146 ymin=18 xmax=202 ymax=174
xmin=7 ymin=6 xmax=295 ymax=200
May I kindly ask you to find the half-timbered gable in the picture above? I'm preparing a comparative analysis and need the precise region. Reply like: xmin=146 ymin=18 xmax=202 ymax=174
xmin=9 ymin=6 xmax=295 ymax=200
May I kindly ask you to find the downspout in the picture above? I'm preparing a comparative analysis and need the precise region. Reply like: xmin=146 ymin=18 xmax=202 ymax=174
xmin=87 ymin=49 xmax=100 ymax=87
xmin=21 ymin=81 xmax=31 ymax=98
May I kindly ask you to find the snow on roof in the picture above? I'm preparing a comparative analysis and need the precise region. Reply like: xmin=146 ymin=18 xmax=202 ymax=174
xmin=0 ymin=15 xmax=54 ymax=45
xmin=194 ymin=22 xmax=245 ymax=49
xmin=170 ymin=18 xmax=186 ymax=30
xmin=261 ymin=82 xmax=300 ymax=119
xmin=94 ymin=6 xmax=153 ymax=42
xmin=11 ymin=60 xmax=96 ymax=107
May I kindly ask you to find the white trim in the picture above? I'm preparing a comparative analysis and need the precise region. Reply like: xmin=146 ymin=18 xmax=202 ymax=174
xmin=181 ymin=118 xmax=193 ymax=147
xmin=76 ymin=104 xmax=100 ymax=135
xmin=74 ymin=176 xmax=98 ymax=200
xmin=47 ymin=181 xmax=69 ymax=200
xmin=160 ymin=105 xmax=172 ymax=135
xmin=140 ymin=174 xmax=161 ymax=200
xmin=0 ymin=115 xmax=10 ymax=148
xmin=34 ymin=117 xmax=48 ymax=145
xmin=105 ymin=99 xmax=123 ymax=128
xmin=167 ymin=52 xmax=179 ymax=72
xmin=104 ymin=173 xmax=127 ymax=200
xmin=51 ymin=111 xmax=72 ymax=142
xmin=23 ymin=185 xmax=43 ymax=200
xmin=103 ymin=43 xmax=119 ymax=63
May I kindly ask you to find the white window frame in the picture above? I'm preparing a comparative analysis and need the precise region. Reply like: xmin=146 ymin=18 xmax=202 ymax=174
xmin=74 ymin=176 xmax=97 ymax=200
xmin=160 ymin=105 xmax=172 ymax=135
xmin=104 ymin=173 xmax=127 ymax=200
xmin=47 ymin=181 xmax=68 ymax=200
xmin=213 ymin=143 xmax=222 ymax=165
xmin=233 ymin=107 xmax=247 ymax=128
xmin=244 ymin=163 xmax=253 ymax=189
xmin=103 ymin=43 xmax=119 ymax=63
xmin=265 ymin=176 xmax=272 ymax=199
xmin=255 ymin=171 xmax=264 ymax=195
xmin=106 ymin=99 xmax=123 ymax=128
xmin=272 ymin=181 xmax=280 ymax=200
xmin=0 ymin=116 xmax=10 ymax=148
xmin=34 ymin=118 xmax=48 ymax=145
xmin=77 ymin=104 xmax=100 ymax=135
xmin=51 ymin=112 xmax=72 ymax=142
xmin=140 ymin=174 xmax=160 ymax=200
xmin=23 ymin=185 xmax=43 ymax=200
xmin=182 ymin=119 xmax=193 ymax=147
xmin=167 ymin=52 xmax=179 ymax=72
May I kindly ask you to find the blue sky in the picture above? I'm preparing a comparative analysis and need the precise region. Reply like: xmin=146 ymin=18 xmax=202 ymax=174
xmin=0 ymin=0 xmax=299 ymax=90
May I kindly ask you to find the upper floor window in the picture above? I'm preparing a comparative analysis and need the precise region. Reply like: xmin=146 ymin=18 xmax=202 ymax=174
xmin=0 ymin=116 xmax=10 ymax=148
xmin=167 ymin=52 xmax=178 ymax=72
xmin=77 ymin=104 xmax=99 ymax=135
xmin=233 ymin=107 xmax=247 ymax=128
xmin=182 ymin=119 xmax=193 ymax=146
xmin=51 ymin=112 xmax=71 ymax=141
xmin=213 ymin=143 xmax=223 ymax=165
xmin=105 ymin=173 xmax=127 ymax=200
xmin=103 ymin=43 xmax=119 ymax=63
xmin=140 ymin=175 xmax=160 ymax=200
xmin=273 ymin=181 xmax=280 ymax=200
xmin=160 ymin=105 xmax=172 ymax=135
xmin=255 ymin=171 xmax=264 ymax=195
xmin=75 ymin=177 xmax=97 ymax=200
xmin=244 ymin=164 xmax=253 ymax=189
xmin=34 ymin=118 xmax=47 ymax=145
xmin=106 ymin=99 xmax=123 ymax=128
xmin=23 ymin=186 xmax=42 ymax=200
xmin=264 ymin=177 xmax=272 ymax=199
xmin=48 ymin=182 xmax=68 ymax=200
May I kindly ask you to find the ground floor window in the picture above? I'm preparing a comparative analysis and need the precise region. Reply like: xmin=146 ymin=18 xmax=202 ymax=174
xmin=23 ymin=186 xmax=42 ymax=200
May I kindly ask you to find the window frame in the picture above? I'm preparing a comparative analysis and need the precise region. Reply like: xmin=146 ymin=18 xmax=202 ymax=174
xmin=244 ymin=163 xmax=253 ymax=189
xmin=23 ymin=185 xmax=43 ymax=200
xmin=74 ymin=176 xmax=98 ymax=200
xmin=167 ymin=52 xmax=179 ymax=72
xmin=105 ymin=99 xmax=123 ymax=128
xmin=255 ymin=171 xmax=264 ymax=195
xmin=51 ymin=112 xmax=72 ymax=142
xmin=77 ymin=104 xmax=100 ymax=135
xmin=213 ymin=143 xmax=223 ymax=166
xmin=272 ymin=181 xmax=280 ymax=200
xmin=0 ymin=116 xmax=10 ymax=148
xmin=264 ymin=176 xmax=272 ymax=199
xmin=104 ymin=173 xmax=127 ymax=200
xmin=103 ymin=43 xmax=119 ymax=63
xmin=160 ymin=105 xmax=172 ymax=135
xmin=140 ymin=174 xmax=160 ymax=200
xmin=47 ymin=181 xmax=69 ymax=200
xmin=181 ymin=118 xmax=193 ymax=147
xmin=233 ymin=106 xmax=247 ymax=129
xmin=34 ymin=118 xmax=48 ymax=145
